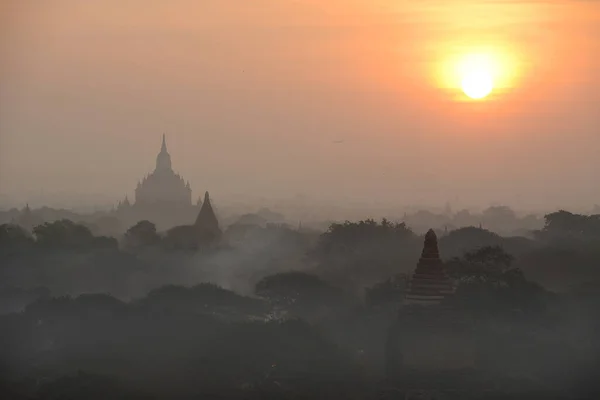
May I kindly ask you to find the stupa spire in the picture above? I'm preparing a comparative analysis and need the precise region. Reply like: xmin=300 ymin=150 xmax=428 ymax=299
xmin=405 ymin=228 xmax=454 ymax=305
xmin=421 ymin=229 xmax=440 ymax=259
xmin=155 ymin=133 xmax=172 ymax=172
xmin=194 ymin=191 xmax=220 ymax=233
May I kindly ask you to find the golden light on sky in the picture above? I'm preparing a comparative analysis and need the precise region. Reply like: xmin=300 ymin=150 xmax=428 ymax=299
xmin=0 ymin=0 xmax=599 ymax=209
xmin=434 ymin=44 xmax=523 ymax=101
xmin=459 ymin=54 xmax=495 ymax=100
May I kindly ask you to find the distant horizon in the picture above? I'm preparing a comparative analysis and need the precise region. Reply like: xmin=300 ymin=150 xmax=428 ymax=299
xmin=0 ymin=190 xmax=596 ymax=217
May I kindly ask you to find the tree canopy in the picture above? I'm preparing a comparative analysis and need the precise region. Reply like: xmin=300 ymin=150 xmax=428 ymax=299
xmin=255 ymin=271 xmax=353 ymax=320
xmin=446 ymin=246 xmax=547 ymax=315
xmin=124 ymin=220 xmax=161 ymax=249
xmin=308 ymin=219 xmax=419 ymax=289
xmin=0 ymin=224 xmax=33 ymax=254
xmin=33 ymin=219 xmax=95 ymax=248
xmin=538 ymin=210 xmax=600 ymax=240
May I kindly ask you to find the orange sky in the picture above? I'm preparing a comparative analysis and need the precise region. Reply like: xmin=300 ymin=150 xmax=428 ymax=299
xmin=1 ymin=0 xmax=599 ymax=210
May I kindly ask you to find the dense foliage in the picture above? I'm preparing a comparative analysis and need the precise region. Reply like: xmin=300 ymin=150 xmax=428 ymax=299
xmin=1 ymin=210 xmax=600 ymax=398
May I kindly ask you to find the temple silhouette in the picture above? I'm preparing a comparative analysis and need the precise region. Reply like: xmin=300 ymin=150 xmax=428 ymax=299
xmin=162 ymin=191 xmax=222 ymax=250
xmin=386 ymin=229 xmax=474 ymax=377
xmin=114 ymin=135 xmax=213 ymax=231
xmin=405 ymin=229 xmax=454 ymax=305
xmin=133 ymin=134 xmax=192 ymax=207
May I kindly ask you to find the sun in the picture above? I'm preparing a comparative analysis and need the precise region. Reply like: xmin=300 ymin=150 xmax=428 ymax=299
xmin=458 ymin=54 xmax=495 ymax=99
xmin=433 ymin=48 xmax=517 ymax=101
xmin=461 ymin=70 xmax=494 ymax=99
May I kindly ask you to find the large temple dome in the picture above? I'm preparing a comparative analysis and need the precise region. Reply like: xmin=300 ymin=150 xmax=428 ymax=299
xmin=133 ymin=134 xmax=192 ymax=207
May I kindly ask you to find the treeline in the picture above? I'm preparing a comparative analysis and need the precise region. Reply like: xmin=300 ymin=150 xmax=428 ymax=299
xmin=1 ymin=211 xmax=600 ymax=397
xmin=0 ymin=270 xmax=598 ymax=399
xmin=2 ymin=210 xmax=600 ymax=301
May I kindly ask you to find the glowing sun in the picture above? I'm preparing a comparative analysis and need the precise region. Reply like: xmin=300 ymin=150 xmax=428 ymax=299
xmin=459 ymin=54 xmax=495 ymax=99
xmin=434 ymin=44 xmax=523 ymax=102
xmin=461 ymin=70 xmax=493 ymax=99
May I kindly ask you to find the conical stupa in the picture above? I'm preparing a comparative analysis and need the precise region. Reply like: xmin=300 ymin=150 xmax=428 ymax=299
xmin=405 ymin=229 xmax=454 ymax=305
xmin=194 ymin=191 xmax=221 ymax=241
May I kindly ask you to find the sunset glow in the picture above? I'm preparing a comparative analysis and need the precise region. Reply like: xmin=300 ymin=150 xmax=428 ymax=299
xmin=434 ymin=45 xmax=522 ymax=101
xmin=459 ymin=55 xmax=494 ymax=99
xmin=1 ymin=0 xmax=599 ymax=209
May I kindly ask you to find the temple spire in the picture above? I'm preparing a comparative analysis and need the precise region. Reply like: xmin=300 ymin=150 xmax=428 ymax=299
xmin=155 ymin=133 xmax=172 ymax=172
xmin=194 ymin=191 xmax=221 ymax=242
xmin=405 ymin=228 xmax=454 ymax=305
xmin=421 ymin=229 xmax=440 ymax=259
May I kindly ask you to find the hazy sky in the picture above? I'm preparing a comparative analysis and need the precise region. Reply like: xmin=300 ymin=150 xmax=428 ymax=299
xmin=1 ymin=0 xmax=599 ymax=210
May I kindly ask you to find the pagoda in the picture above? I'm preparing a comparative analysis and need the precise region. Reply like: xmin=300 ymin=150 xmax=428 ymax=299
xmin=405 ymin=229 xmax=454 ymax=305
xmin=132 ymin=134 xmax=192 ymax=207
xmin=114 ymin=134 xmax=200 ymax=231
xmin=194 ymin=191 xmax=221 ymax=242
xmin=385 ymin=229 xmax=474 ymax=377
xmin=161 ymin=191 xmax=221 ymax=250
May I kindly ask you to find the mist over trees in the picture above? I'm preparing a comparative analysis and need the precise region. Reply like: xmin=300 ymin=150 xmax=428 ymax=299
xmin=0 ymin=208 xmax=600 ymax=398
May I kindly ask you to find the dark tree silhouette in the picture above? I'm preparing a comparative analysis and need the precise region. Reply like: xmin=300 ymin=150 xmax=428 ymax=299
xmin=308 ymin=219 xmax=419 ymax=289
xmin=0 ymin=224 xmax=33 ymax=254
xmin=536 ymin=210 xmax=600 ymax=241
xmin=364 ymin=273 xmax=408 ymax=309
xmin=482 ymin=205 xmax=517 ymax=222
xmin=161 ymin=225 xmax=201 ymax=251
xmin=33 ymin=219 xmax=95 ymax=248
xmin=314 ymin=219 xmax=415 ymax=255
xmin=447 ymin=245 xmax=515 ymax=283
xmin=1 ymin=211 xmax=600 ymax=399
xmin=124 ymin=220 xmax=161 ymax=249
xmin=439 ymin=227 xmax=503 ymax=258
xmin=137 ymin=283 xmax=267 ymax=319
xmin=255 ymin=271 xmax=352 ymax=320
xmin=446 ymin=246 xmax=547 ymax=314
